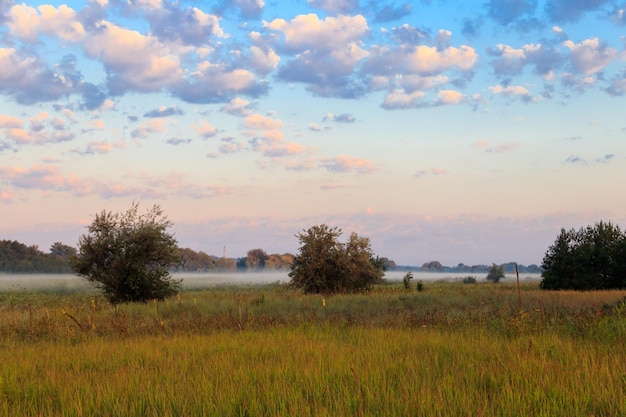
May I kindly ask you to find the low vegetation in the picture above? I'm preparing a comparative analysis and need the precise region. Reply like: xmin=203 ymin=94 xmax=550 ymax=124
xmin=1 ymin=281 xmax=625 ymax=416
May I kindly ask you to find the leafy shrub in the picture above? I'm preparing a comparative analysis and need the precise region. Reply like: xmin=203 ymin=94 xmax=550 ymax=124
xmin=486 ymin=264 xmax=505 ymax=283
xmin=288 ymin=224 xmax=385 ymax=294
xmin=462 ymin=276 xmax=477 ymax=284
xmin=402 ymin=272 xmax=414 ymax=290
xmin=71 ymin=203 xmax=181 ymax=304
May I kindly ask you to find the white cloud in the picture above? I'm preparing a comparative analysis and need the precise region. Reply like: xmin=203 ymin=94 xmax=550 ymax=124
xmin=7 ymin=4 xmax=85 ymax=43
xmin=264 ymin=14 xmax=368 ymax=54
xmin=563 ymin=38 xmax=618 ymax=75
xmin=489 ymin=84 xmax=532 ymax=101
xmin=437 ymin=90 xmax=466 ymax=105
xmin=381 ymin=90 xmax=425 ymax=110
xmin=248 ymin=46 xmax=280 ymax=74
xmin=83 ymin=21 xmax=183 ymax=93
xmin=406 ymin=45 xmax=477 ymax=74
xmin=220 ymin=97 xmax=253 ymax=116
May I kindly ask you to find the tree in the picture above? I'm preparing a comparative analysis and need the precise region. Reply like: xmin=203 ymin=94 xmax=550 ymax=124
xmin=540 ymin=221 xmax=626 ymax=290
xmin=246 ymin=248 xmax=269 ymax=270
xmin=288 ymin=224 xmax=385 ymax=294
xmin=486 ymin=263 xmax=505 ymax=283
xmin=70 ymin=203 xmax=181 ymax=304
xmin=265 ymin=253 xmax=294 ymax=270
xmin=50 ymin=242 xmax=77 ymax=260
xmin=422 ymin=260 xmax=443 ymax=271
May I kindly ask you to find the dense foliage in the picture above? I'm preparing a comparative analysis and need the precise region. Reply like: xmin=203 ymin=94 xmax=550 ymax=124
xmin=0 ymin=240 xmax=75 ymax=273
xmin=486 ymin=263 xmax=505 ymax=283
xmin=288 ymin=224 xmax=385 ymax=294
xmin=70 ymin=203 xmax=181 ymax=304
xmin=540 ymin=221 xmax=626 ymax=290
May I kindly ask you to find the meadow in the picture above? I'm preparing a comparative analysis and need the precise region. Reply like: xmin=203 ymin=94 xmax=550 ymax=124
xmin=1 ymin=280 xmax=625 ymax=416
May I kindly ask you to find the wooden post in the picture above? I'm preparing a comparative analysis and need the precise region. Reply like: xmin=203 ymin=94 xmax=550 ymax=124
xmin=516 ymin=263 xmax=522 ymax=311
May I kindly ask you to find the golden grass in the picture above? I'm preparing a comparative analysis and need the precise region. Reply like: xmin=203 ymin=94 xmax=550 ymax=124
xmin=1 ymin=282 xmax=625 ymax=416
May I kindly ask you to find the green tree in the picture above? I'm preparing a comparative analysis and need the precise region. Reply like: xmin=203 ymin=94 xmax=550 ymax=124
xmin=486 ymin=263 xmax=505 ymax=283
xmin=288 ymin=224 xmax=385 ymax=294
xmin=540 ymin=221 xmax=625 ymax=290
xmin=70 ymin=203 xmax=181 ymax=304
xmin=50 ymin=242 xmax=77 ymax=260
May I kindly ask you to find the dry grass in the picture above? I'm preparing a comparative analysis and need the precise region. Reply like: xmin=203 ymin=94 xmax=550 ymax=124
xmin=1 ymin=282 xmax=625 ymax=416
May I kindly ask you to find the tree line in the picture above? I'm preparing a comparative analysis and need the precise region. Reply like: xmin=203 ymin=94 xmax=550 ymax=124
xmin=415 ymin=260 xmax=541 ymax=274
xmin=0 ymin=240 xmax=296 ymax=274
xmin=2 ymin=239 xmax=540 ymax=276
xmin=0 ymin=240 xmax=76 ymax=273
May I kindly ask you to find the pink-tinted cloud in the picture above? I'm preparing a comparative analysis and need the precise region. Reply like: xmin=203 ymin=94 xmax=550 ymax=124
xmin=77 ymin=141 xmax=127 ymax=155
xmin=219 ymin=137 xmax=246 ymax=154
xmin=7 ymin=4 xmax=85 ymax=43
xmin=193 ymin=120 xmax=218 ymax=138
xmin=131 ymin=118 xmax=166 ymax=139
xmin=0 ymin=165 xmax=235 ymax=200
xmin=264 ymin=14 xmax=368 ymax=54
xmin=382 ymin=90 xmax=425 ymax=110
xmin=0 ymin=190 xmax=15 ymax=204
xmin=563 ymin=37 xmax=618 ymax=75
xmin=251 ymin=137 xmax=308 ymax=157
xmin=248 ymin=45 xmax=280 ymax=75
xmin=489 ymin=84 xmax=533 ymax=102
xmin=220 ymin=97 xmax=254 ymax=117
xmin=0 ymin=115 xmax=24 ymax=129
xmin=245 ymin=113 xmax=283 ymax=132
xmin=0 ymin=165 xmax=65 ymax=190
xmin=265 ymin=13 xmax=369 ymax=98
xmin=436 ymin=90 xmax=466 ymax=105
xmin=321 ymin=155 xmax=377 ymax=173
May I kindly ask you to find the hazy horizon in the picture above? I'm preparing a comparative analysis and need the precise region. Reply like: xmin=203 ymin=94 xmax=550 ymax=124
xmin=0 ymin=271 xmax=542 ymax=292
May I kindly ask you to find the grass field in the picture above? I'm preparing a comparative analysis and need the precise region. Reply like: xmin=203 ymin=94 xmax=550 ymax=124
xmin=1 ymin=281 xmax=625 ymax=416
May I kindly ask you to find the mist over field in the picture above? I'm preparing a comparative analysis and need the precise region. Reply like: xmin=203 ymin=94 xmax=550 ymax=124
xmin=0 ymin=271 xmax=541 ymax=292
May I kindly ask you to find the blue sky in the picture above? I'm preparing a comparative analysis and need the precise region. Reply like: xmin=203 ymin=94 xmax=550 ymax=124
xmin=1 ymin=0 xmax=625 ymax=266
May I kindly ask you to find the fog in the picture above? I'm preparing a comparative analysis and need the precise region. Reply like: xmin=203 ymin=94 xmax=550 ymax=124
xmin=0 ymin=271 xmax=541 ymax=292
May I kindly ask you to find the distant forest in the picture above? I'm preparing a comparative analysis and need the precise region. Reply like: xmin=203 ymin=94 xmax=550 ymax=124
xmin=0 ymin=239 xmax=541 ymax=274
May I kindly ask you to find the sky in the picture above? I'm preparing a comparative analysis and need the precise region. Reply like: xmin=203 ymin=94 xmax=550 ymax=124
xmin=1 ymin=0 xmax=625 ymax=266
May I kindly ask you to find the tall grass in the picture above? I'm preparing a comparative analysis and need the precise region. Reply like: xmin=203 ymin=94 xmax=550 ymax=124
xmin=1 ymin=282 xmax=625 ymax=416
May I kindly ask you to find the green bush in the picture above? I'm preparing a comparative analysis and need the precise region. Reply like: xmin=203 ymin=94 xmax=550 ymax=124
xmin=402 ymin=272 xmax=414 ymax=290
xmin=486 ymin=264 xmax=505 ymax=283
xmin=462 ymin=276 xmax=477 ymax=284
xmin=288 ymin=224 xmax=385 ymax=294
xmin=71 ymin=203 xmax=181 ymax=304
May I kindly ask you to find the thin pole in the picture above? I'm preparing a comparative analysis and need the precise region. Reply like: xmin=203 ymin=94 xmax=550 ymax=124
xmin=516 ymin=263 xmax=522 ymax=311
